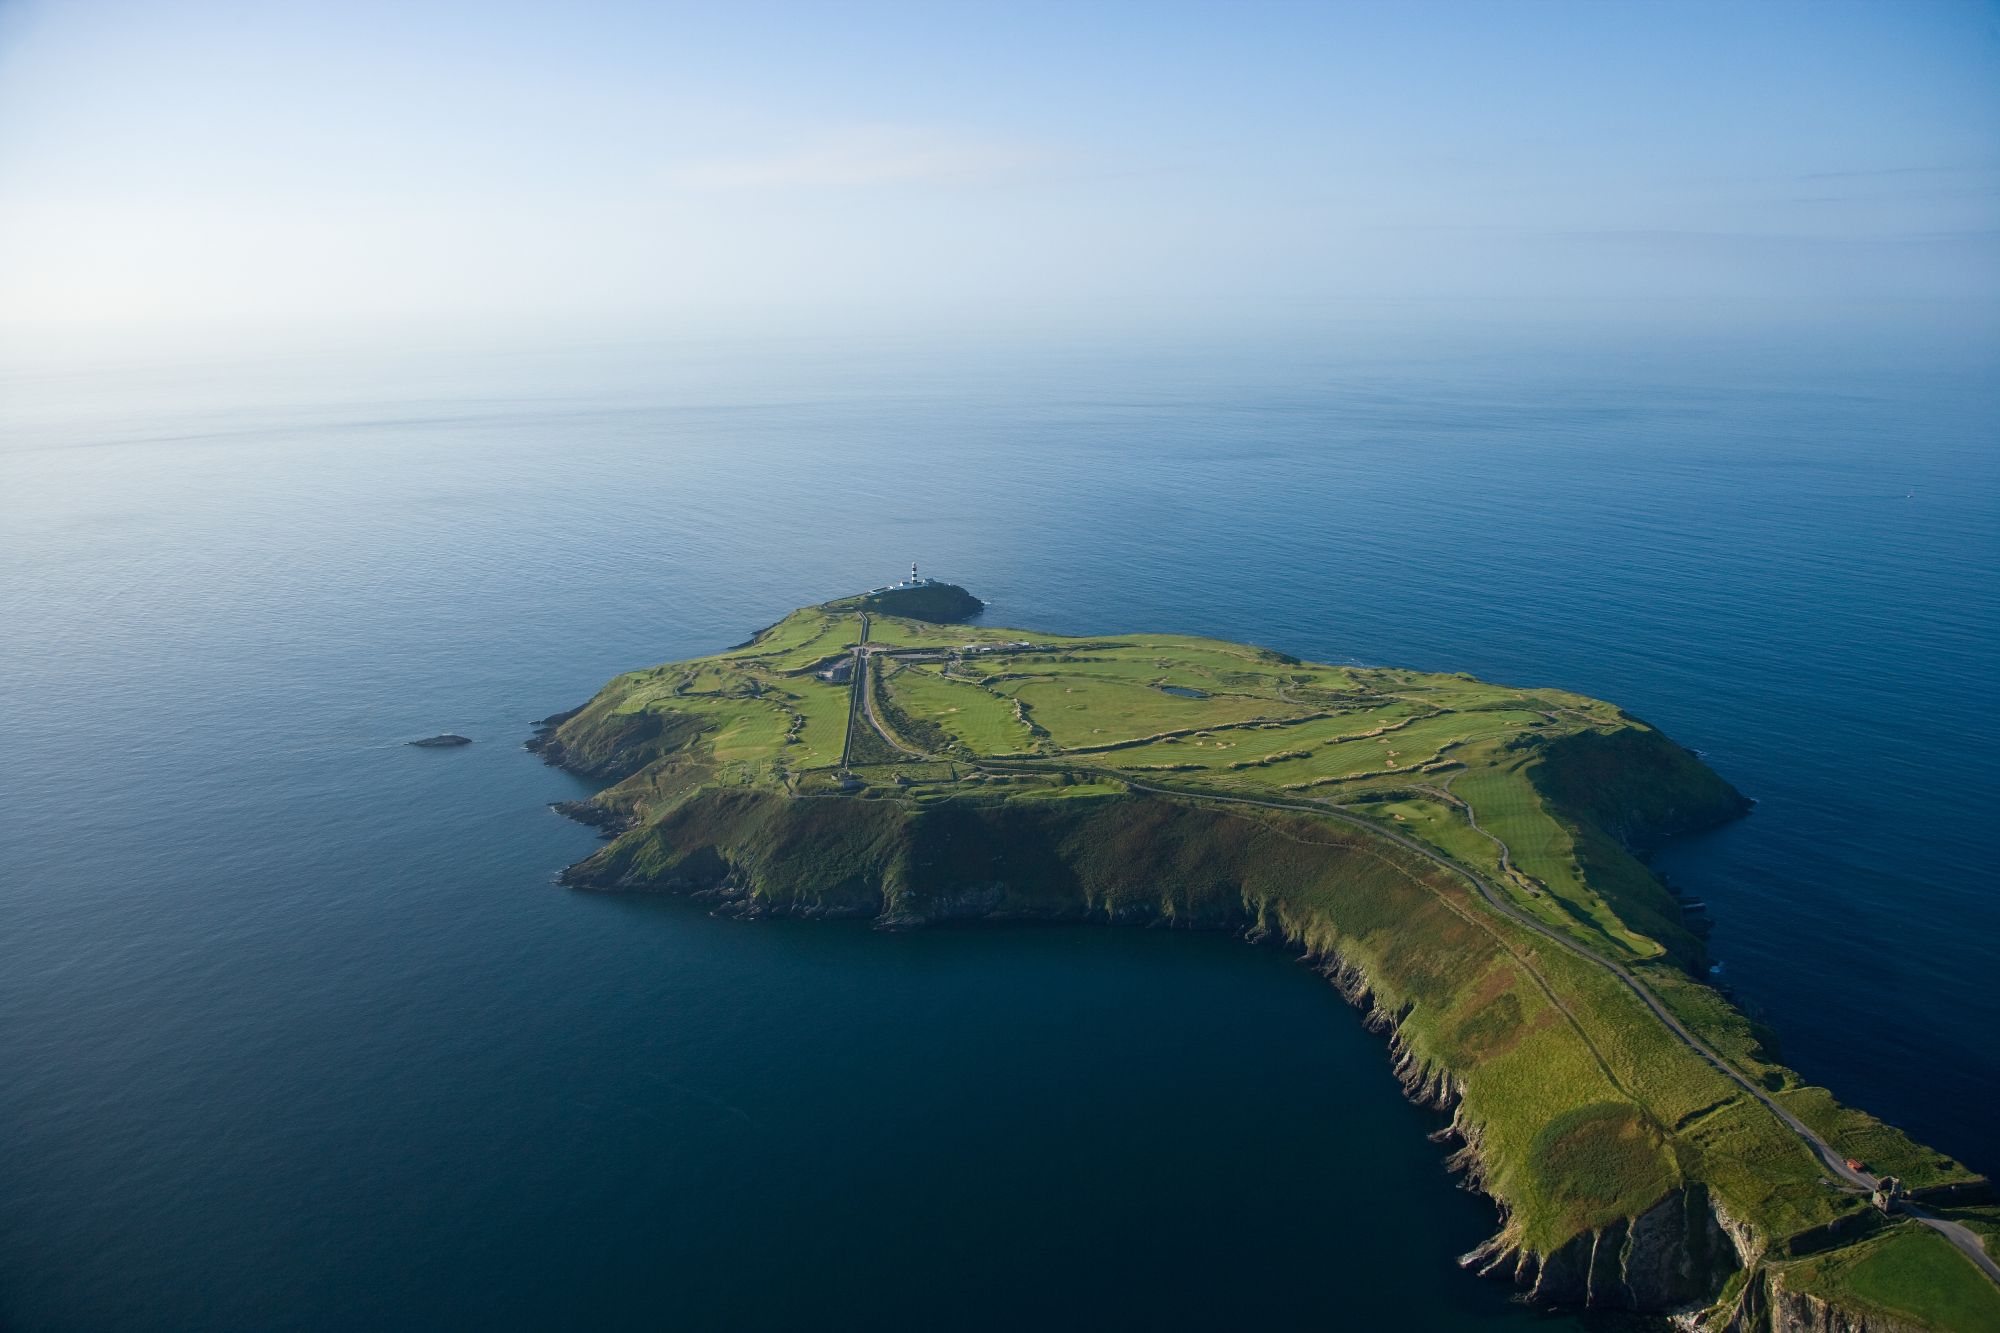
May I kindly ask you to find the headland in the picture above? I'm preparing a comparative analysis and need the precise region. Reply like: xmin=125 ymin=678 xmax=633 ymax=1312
xmin=532 ymin=580 xmax=2000 ymax=1331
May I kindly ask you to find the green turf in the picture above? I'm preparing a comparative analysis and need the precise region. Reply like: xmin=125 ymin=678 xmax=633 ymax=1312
xmin=532 ymin=595 xmax=1989 ymax=1328
xmin=1783 ymin=1225 xmax=2000 ymax=1333
xmin=886 ymin=663 xmax=1039 ymax=754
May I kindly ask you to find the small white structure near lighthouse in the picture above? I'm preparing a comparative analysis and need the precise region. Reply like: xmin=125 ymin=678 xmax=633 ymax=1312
xmin=868 ymin=561 xmax=940 ymax=594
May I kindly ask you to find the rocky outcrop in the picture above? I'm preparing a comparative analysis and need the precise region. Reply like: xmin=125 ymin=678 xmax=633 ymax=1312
xmin=550 ymin=799 xmax=634 ymax=835
xmin=1529 ymin=726 xmax=1752 ymax=852
xmin=1506 ymin=1185 xmax=1743 ymax=1310
xmin=1761 ymin=1276 xmax=1927 ymax=1333
xmin=833 ymin=582 xmax=985 ymax=623
xmin=526 ymin=600 xmax=1984 ymax=1332
xmin=1457 ymin=1183 xmax=1744 ymax=1312
xmin=529 ymin=705 xmax=707 ymax=782
xmin=1314 ymin=945 xmax=1745 ymax=1314
xmin=554 ymin=785 xmax=1762 ymax=1317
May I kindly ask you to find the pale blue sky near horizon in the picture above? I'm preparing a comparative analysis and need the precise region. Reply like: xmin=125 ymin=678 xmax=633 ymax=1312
xmin=0 ymin=0 xmax=1996 ymax=360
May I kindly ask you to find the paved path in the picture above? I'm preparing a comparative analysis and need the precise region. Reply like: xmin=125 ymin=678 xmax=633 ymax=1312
xmin=1903 ymin=1204 xmax=2000 ymax=1285
xmin=1100 ymin=779 xmax=1872 ymax=1170
xmin=849 ymin=691 xmax=1998 ymax=1288
xmin=836 ymin=616 xmax=870 ymax=771
xmin=1043 ymin=767 xmax=1995 ymax=1275
xmin=1105 ymin=775 xmax=1997 ymax=1285
xmin=859 ymin=653 xmax=925 ymax=759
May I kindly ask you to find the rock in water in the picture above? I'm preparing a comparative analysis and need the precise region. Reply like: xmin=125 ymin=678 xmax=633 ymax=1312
xmin=408 ymin=734 xmax=472 ymax=748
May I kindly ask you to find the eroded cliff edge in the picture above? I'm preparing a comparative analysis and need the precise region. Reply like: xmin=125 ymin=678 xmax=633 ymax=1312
xmin=531 ymin=602 xmax=1995 ymax=1330
xmin=554 ymin=775 xmax=1751 ymax=1310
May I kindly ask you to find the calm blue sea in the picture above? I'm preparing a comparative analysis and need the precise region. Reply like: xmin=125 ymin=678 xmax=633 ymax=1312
xmin=3 ymin=328 xmax=1995 ymax=1330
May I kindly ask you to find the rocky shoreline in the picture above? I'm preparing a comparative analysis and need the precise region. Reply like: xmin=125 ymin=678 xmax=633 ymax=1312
xmin=521 ymin=602 xmax=1989 ymax=1332
xmin=537 ymin=770 xmax=1764 ymax=1321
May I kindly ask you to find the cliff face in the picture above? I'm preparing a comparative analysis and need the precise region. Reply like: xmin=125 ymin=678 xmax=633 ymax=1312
xmin=561 ymin=785 xmax=1756 ymax=1314
xmin=533 ymin=603 xmax=1988 ymax=1331
xmin=1467 ymin=1182 xmax=1742 ymax=1310
xmin=1719 ymin=1273 xmax=1933 ymax=1333
xmin=1767 ymin=1286 xmax=1927 ymax=1333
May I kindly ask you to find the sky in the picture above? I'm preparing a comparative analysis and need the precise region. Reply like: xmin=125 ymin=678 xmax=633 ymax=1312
xmin=0 ymin=0 xmax=1996 ymax=354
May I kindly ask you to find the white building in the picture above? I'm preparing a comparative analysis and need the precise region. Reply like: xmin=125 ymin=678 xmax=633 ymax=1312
xmin=868 ymin=561 xmax=938 ymax=594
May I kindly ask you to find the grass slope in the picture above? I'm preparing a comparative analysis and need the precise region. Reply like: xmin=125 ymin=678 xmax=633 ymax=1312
xmin=536 ymin=598 xmax=1990 ymax=1327
xmin=1778 ymin=1225 xmax=2000 ymax=1333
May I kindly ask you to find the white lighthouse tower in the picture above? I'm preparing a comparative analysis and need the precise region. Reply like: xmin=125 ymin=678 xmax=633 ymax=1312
xmin=908 ymin=560 xmax=921 ymax=586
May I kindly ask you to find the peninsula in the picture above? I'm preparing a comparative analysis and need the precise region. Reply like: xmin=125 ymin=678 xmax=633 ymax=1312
xmin=534 ymin=581 xmax=2000 ymax=1332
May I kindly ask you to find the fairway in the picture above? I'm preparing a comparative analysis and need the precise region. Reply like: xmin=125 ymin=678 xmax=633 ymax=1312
xmin=998 ymin=673 xmax=1313 ymax=748
xmin=535 ymin=592 xmax=1993 ymax=1331
xmin=887 ymin=664 xmax=1038 ymax=753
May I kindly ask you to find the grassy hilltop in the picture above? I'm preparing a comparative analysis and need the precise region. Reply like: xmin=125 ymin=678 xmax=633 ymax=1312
xmin=534 ymin=589 xmax=1996 ymax=1330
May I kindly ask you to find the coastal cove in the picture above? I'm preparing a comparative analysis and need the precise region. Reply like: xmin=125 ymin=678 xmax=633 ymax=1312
xmin=3 ymin=335 xmax=1996 ymax=1330
xmin=535 ymin=584 xmax=1995 ymax=1327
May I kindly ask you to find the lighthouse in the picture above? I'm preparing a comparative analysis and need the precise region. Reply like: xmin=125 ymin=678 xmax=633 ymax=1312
xmin=909 ymin=561 xmax=921 ymax=586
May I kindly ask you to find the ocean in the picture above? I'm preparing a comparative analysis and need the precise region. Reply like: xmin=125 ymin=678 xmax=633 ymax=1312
xmin=3 ymin=327 xmax=1994 ymax=1329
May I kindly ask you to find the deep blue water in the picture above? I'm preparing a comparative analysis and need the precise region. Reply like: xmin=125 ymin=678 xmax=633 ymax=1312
xmin=3 ymin=330 xmax=1995 ymax=1330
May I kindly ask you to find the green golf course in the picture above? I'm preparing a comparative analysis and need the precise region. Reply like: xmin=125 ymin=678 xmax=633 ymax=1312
xmin=533 ymin=584 xmax=1998 ymax=1331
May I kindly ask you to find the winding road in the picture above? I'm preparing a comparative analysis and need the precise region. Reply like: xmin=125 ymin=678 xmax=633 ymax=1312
xmin=1109 ymin=774 xmax=2000 ymax=1286
xmin=834 ymin=661 xmax=1999 ymax=1287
